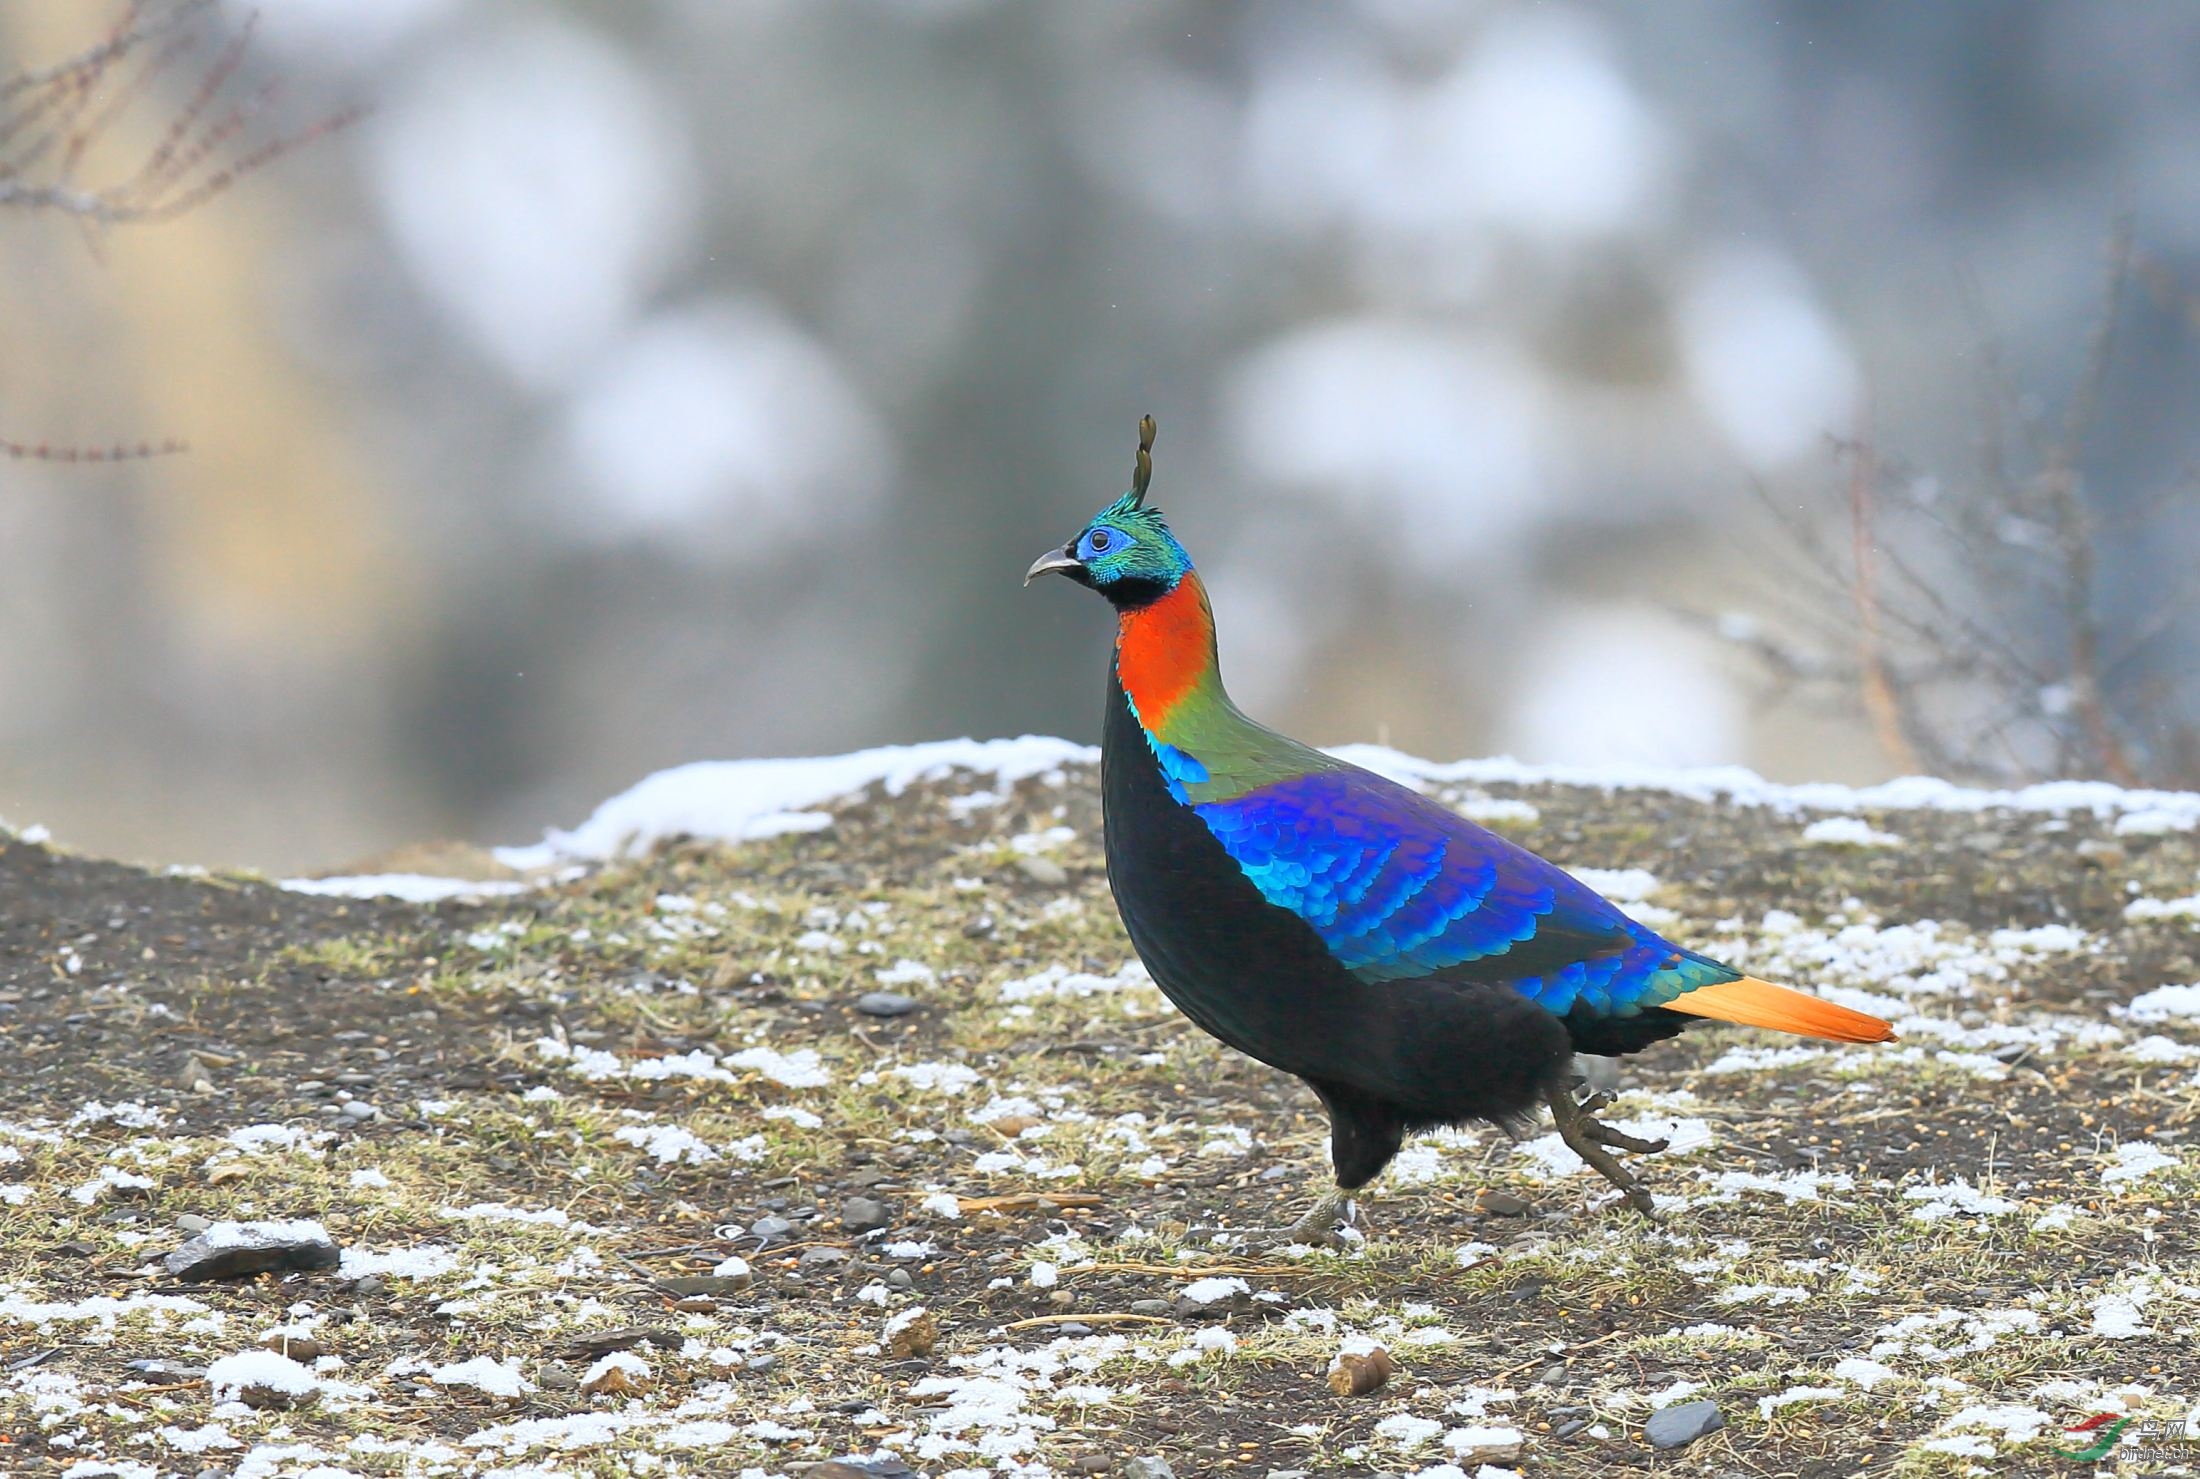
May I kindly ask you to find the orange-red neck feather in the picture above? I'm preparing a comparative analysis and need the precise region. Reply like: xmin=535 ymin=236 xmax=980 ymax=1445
xmin=1114 ymin=574 xmax=1218 ymax=732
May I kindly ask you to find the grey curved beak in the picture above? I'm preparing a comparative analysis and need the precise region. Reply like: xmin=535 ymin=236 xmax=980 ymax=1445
xmin=1024 ymin=546 xmax=1081 ymax=585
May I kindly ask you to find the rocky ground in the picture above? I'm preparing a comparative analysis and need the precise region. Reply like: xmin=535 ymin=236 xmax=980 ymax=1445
xmin=4 ymin=754 xmax=2200 ymax=1478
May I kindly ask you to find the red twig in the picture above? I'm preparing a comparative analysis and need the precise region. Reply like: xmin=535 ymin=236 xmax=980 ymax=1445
xmin=1845 ymin=420 xmax=1921 ymax=773
xmin=0 ymin=436 xmax=189 ymax=464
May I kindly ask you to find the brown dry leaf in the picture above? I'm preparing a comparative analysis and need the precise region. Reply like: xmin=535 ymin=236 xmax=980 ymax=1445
xmin=259 ymin=1333 xmax=325 ymax=1362
xmin=1327 ymin=1343 xmax=1396 ymax=1397
xmin=953 ymin=1192 xmax=1104 ymax=1214
xmin=581 ymin=1361 xmax=649 ymax=1397
xmin=886 ymin=1309 xmax=939 ymax=1358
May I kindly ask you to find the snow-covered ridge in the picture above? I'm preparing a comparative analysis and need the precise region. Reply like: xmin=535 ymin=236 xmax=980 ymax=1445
xmin=1329 ymin=744 xmax=2200 ymax=830
xmin=282 ymin=735 xmax=2200 ymax=899
xmin=498 ymin=735 xmax=1096 ymax=868
xmin=282 ymin=873 xmax=530 ymax=904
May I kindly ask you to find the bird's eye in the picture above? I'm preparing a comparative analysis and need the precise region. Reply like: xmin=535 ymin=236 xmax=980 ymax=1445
xmin=1087 ymin=529 xmax=1113 ymax=553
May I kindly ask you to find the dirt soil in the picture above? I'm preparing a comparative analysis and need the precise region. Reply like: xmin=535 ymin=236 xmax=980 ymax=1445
xmin=3 ymin=763 xmax=2198 ymax=1478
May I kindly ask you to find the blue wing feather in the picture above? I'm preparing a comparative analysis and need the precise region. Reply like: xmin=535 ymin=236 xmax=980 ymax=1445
xmin=1192 ymin=768 xmax=1737 ymax=1018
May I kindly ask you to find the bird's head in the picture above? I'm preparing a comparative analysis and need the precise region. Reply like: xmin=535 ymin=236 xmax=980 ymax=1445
xmin=1025 ymin=415 xmax=1193 ymax=609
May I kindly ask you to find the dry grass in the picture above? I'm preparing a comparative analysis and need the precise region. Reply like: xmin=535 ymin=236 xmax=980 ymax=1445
xmin=3 ymin=761 xmax=2199 ymax=1475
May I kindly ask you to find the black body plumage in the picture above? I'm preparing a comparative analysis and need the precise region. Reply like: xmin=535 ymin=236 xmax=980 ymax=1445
xmin=1101 ymin=671 xmax=1597 ymax=1187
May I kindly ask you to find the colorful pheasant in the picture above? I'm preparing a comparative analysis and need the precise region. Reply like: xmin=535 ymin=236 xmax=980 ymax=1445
xmin=1027 ymin=417 xmax=1895 ymax=1236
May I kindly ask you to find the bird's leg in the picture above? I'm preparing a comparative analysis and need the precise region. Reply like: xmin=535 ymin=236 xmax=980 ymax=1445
xmin=1279 ymin=1186 xmax=1356 ymax=1247
xmin=1182 ymin=1187 xmax=1360 ymax=1247
xmin=1544 ymin=1080 xmax=1667 ymax=1215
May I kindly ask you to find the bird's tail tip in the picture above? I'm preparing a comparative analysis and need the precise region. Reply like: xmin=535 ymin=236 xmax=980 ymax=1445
xmin=1665 ymin=975 xmax=1898 ymax=1044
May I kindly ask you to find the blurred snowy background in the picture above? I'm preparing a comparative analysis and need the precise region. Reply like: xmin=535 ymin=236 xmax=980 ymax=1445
xmin=5 ymin=0 xmax=2200 ymax=871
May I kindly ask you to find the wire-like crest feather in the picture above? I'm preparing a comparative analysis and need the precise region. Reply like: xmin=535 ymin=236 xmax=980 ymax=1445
xmin=1128 ymin=413 xmax=1157 ymax=508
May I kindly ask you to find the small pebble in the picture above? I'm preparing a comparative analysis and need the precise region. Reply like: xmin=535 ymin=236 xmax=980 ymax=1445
xmin=1015 ymin=855 xmax=1069 ymax=886
xmin=340 ymin=1101 xmax=377 ymax=1121
xmin=1645 ymin=1399 xmax=1725 ymax=1450
xmin=126 ymin=1360 xmax=206 ymax=1379
xmin=805 ymin=1461 xmax=920 ymax=1479
xmin=1124 ymin=1459 xmax=1178 ymax=1479
xmin=175 ymin=1214 xmax=211 ymax=1235
xmin=165 ymin=1221 xmax=341 ymax=1281
xmin=887 ymin=1269 xmax=913 ymax=1289
xmin=750 ymin=1215 xmax=794 ymax=1241
xmin=840 ymin=1196 xmax=892 ymax=1234
xmin=657 ymin=1274 xmax=753 ymax=1297
xmin=856 ymin=992 xmax=918 ymax=1018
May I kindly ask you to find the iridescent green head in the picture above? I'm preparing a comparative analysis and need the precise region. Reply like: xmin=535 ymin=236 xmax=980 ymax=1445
xmin=1025 ymin=415 xmax=1194 ymax=609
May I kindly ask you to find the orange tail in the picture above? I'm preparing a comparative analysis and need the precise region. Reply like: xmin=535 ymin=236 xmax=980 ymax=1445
xmin=1663 ymin=976 xmax=1897 ymax=1044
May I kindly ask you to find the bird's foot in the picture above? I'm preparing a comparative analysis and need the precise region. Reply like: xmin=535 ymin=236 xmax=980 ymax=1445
xmin=1181 ymin=1192 xmax=1361 ymax=1250
xmin=1275 ymin=1188 xmax=1359 ymax=1249
xmin=1544 ymin=1081 xmax=1666 ymax=1216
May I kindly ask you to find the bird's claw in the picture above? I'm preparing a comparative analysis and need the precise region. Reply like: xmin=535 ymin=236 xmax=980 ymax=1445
xmin=1544 ymin=1081 xmax=1667 ymax=1217
xmin=1584 ymin=1122 xmax=1669 ymax=1154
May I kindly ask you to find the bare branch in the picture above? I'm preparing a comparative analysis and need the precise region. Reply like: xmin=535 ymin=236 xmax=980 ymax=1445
xmin=2038 ymin=218 xmax=2139 ymax=785
xmin=1728 ymin=224 xmax=2200 ymax=788
xmin=1 ymin=2 xmax=354 ymax=464
xmin=0 ymin=2 xmax=360 ymax=229
xmin=1844 ymin=414 xmax=1921 ymax=771
xmin=0 ymin=435 xmax=187 ymax=463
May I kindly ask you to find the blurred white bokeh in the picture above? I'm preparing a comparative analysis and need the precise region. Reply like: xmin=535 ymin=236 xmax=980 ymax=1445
xmin=1677 ymin=248 xmax=1861 ymax=467
xmin=1499 ymin=604 xmax=1744 ymax=768
xmin=253 ymin=0 xmax=459 ymax=66
xmin=366 ymin=17 xmax=696 ymax=390
xmin=560 ymin=301 xmax=894 ymax=560
xmin=1225 ymin=320 xmax=1550 ymax=574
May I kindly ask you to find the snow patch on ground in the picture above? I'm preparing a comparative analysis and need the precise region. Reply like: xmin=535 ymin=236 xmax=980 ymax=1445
xmin=1514 ymin=1116 xmax=1713 ymax=1181
xmin=2123 ymin=893 xmax=2200 ymax=924
xmin=2101 ymin=1141 xmax=2181 ymax=1187
xmin=207 ymin=1350 xmax=320 ymax=1403
xmin=1903 ymin=1178 xmax=2019 ymax=1221
xmin=1799 ymin=816 xmax=1903 ymax=847
xmin=1719 ymin=910 xmax=2094 ymax=1002
xmin=2122 ymin=984 xmax=2200 ymax=1022
xmin=431 ymin=1356 xmax=534 ymax=1397
xmin=1567 ymin=867 xmax=1658 ymax=902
